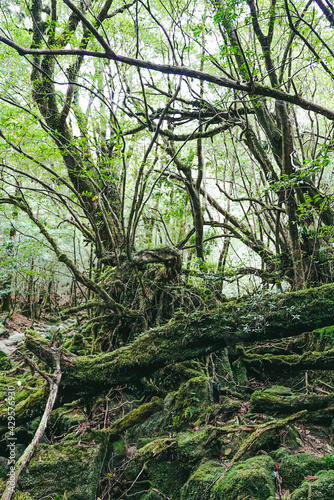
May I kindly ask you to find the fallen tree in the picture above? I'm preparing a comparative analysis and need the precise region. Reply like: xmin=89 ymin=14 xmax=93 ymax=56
xmin=25 ymin=282 xmax=334 ymax=391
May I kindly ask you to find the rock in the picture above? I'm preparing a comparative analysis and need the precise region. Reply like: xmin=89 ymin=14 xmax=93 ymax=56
xmin=130 ymin=437 xmax=191 ymax=498
xmin=164 ymin=376 xmax=214 ymax=430
xmin=289 ymin=470 xmax=334 ymax=499
xmin=17 ymin=434 xmax=107 ymax=499
xmin=280 ymin=452 xmax=334 ymax=490
xmin=212 ymin=455 xmax=275 ymax=500
xmin=180 ymin=460 xmax=225 ymax=499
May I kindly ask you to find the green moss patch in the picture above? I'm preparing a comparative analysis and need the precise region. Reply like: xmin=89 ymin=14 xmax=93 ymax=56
xmin=165 ymin=376 xmax=214 ymax=430
xmin=290 ymin=470 xmax=334 ymax=499
xmin=212 ymin=455 xmax=275 ymax=500
xmin=280 ymin=452 xmax=334 ymax=490
xmin=181 ymin=460 xmax=225 ymax=500
xmin=18 ymin=436 xmax=107 ymax=500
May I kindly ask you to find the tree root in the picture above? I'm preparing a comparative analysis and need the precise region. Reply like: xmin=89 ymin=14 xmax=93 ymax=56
xmin=230 ymin=410 xmax=307 ymax=464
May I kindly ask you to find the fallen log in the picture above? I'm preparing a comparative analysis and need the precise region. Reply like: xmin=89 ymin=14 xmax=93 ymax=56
xmin=104 ymin=396 xmax=163 ymax=442
xmin=251 ymin=390 xmax=334 ymax=414
xmin=237 ymin=346 xmax=334 ymax=371
xmin=25 ymin=282 xmax=334 ymax=391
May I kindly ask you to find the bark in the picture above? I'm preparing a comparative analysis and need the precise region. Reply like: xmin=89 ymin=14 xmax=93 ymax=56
xmin=280 ymin=104 xmax=305 ymax=289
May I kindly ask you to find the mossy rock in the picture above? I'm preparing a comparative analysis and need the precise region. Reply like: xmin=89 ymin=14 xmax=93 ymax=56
xmin=133 ymin=437 xmax=190 ymax=498
xmin=212 ymin=455 xmax=275 ymax=500
xmin=145 ymin=459 xmax=190 ymax=499
xmin=0 ymin=376 xmax=47 ymax=428
xmin=177 ymin=427 xmax=221 ymax=462
xmin=289 ymin=470 xmax=334 ymax=499
xmin=263 ymin=385 xmax=293 ymax=396
xmin=280 ymin=452 xmax=334 ymax=490
xmin=18 ymin=435 xmax=107 ymax=499
xmin=219 ymin=396 xmax=241 ymax=417
xmin=180 ymin=460 xmax=225 ymax=500
xmin=270 ymin=446 xmax=292 ymax=462
xmin=164 ymin=376 xmax=214 ymax=430
xmin=142 ymin=491 xmax=162 ymax=500
xmin=68 ymin=332 xmax=87 ymax=355
xmin=49 ymin=403 xmax=86 ymax=435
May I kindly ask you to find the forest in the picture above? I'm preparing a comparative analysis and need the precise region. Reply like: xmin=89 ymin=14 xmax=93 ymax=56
xmin=1 ymin=0 xmax=334 ymax=498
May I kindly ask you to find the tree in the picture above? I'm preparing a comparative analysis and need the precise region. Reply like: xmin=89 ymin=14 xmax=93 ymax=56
xmin=1 ymin=0 xmax=334 ymax=318
xmin=2 ymin=2 xmax=334 ymax=499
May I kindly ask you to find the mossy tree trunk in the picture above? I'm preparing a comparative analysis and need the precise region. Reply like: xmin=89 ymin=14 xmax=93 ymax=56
xmin=25 ymin=282 xmax=334 ymax=392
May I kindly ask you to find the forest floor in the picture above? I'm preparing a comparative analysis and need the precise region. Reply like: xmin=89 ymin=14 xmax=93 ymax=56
xmin=1 ymin=293 xmax=334 ymax=500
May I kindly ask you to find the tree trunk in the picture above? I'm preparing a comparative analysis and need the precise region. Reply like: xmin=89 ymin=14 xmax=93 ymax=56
xmin=25 ymin=282 xmax=334 ymax=391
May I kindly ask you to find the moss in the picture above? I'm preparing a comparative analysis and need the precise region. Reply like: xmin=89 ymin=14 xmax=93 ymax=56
xmin=219 ymin=396 xmax=242 ymax=416
xmin=0 ymin=375 xmax=43 ymax=413
xmin=289 ymin=470 xmax=334 ymax=499
xmin=0 ymin=456 xmax=8 ymax=480
xmin=142 ymin=490 xmax=162 ymax=500
xmin=212 ymin=455 xmax=275 ymax=500
xmin=231 ymin=359 xmax=248 ymax=388
xmin=177 ymin=427 xmax=221 ymax=462
xmin=49 ymin=403 xmax=86 ymax=436
xmin=136 ymin=437 xmax=176 ymax=461
xmin=14 ymin=388 xmax=48 ymax=423
xmin=270 ymin=446 xmax=293 ymax=462
xmin=18 ymin=436 xmax=107 ymax=499
xmin=280 ymin=452 xmax=334 ymax=490
xmin=164 ymin=376 xmax=214 ymax=430
xmin=264 ymin=385 xmax=293 ymax=395
xmin=215 ymin=348 xmax=235 ymax=384
xmin=133 ymin=437 xmax=190 ymax=499
xmin=0 ymin=375 xmax=47 ymax=428
xmin=180 ymin=460 xmax=225 ymax=500
xmin=146 ymin=459 xmax=190 ymax=499
xmin=105 ymin=396 xmax=163 ymax=440
xmin=155 ymin=361 xmax=205 ymax=392
xmin=0 ymin=478 xmax=4 ymax=494
xmin=0 ymin=350 xmax=12 ymax=370
xmin=251 ymin=389 xmax=334 ymax=414
xmin=68 ymin=332 xmax=87 ymax=355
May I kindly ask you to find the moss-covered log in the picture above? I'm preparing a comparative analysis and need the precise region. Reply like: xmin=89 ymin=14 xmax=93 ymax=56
xmin=251 ymin=389 xmax=334 ymax=414
xmin=104 ymin=397 xmax=163 ymax=441
xmin=238 ymin=346 xmax=334 ymax=371
xmin=25 ymin=282 xmax=334 ymax=391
